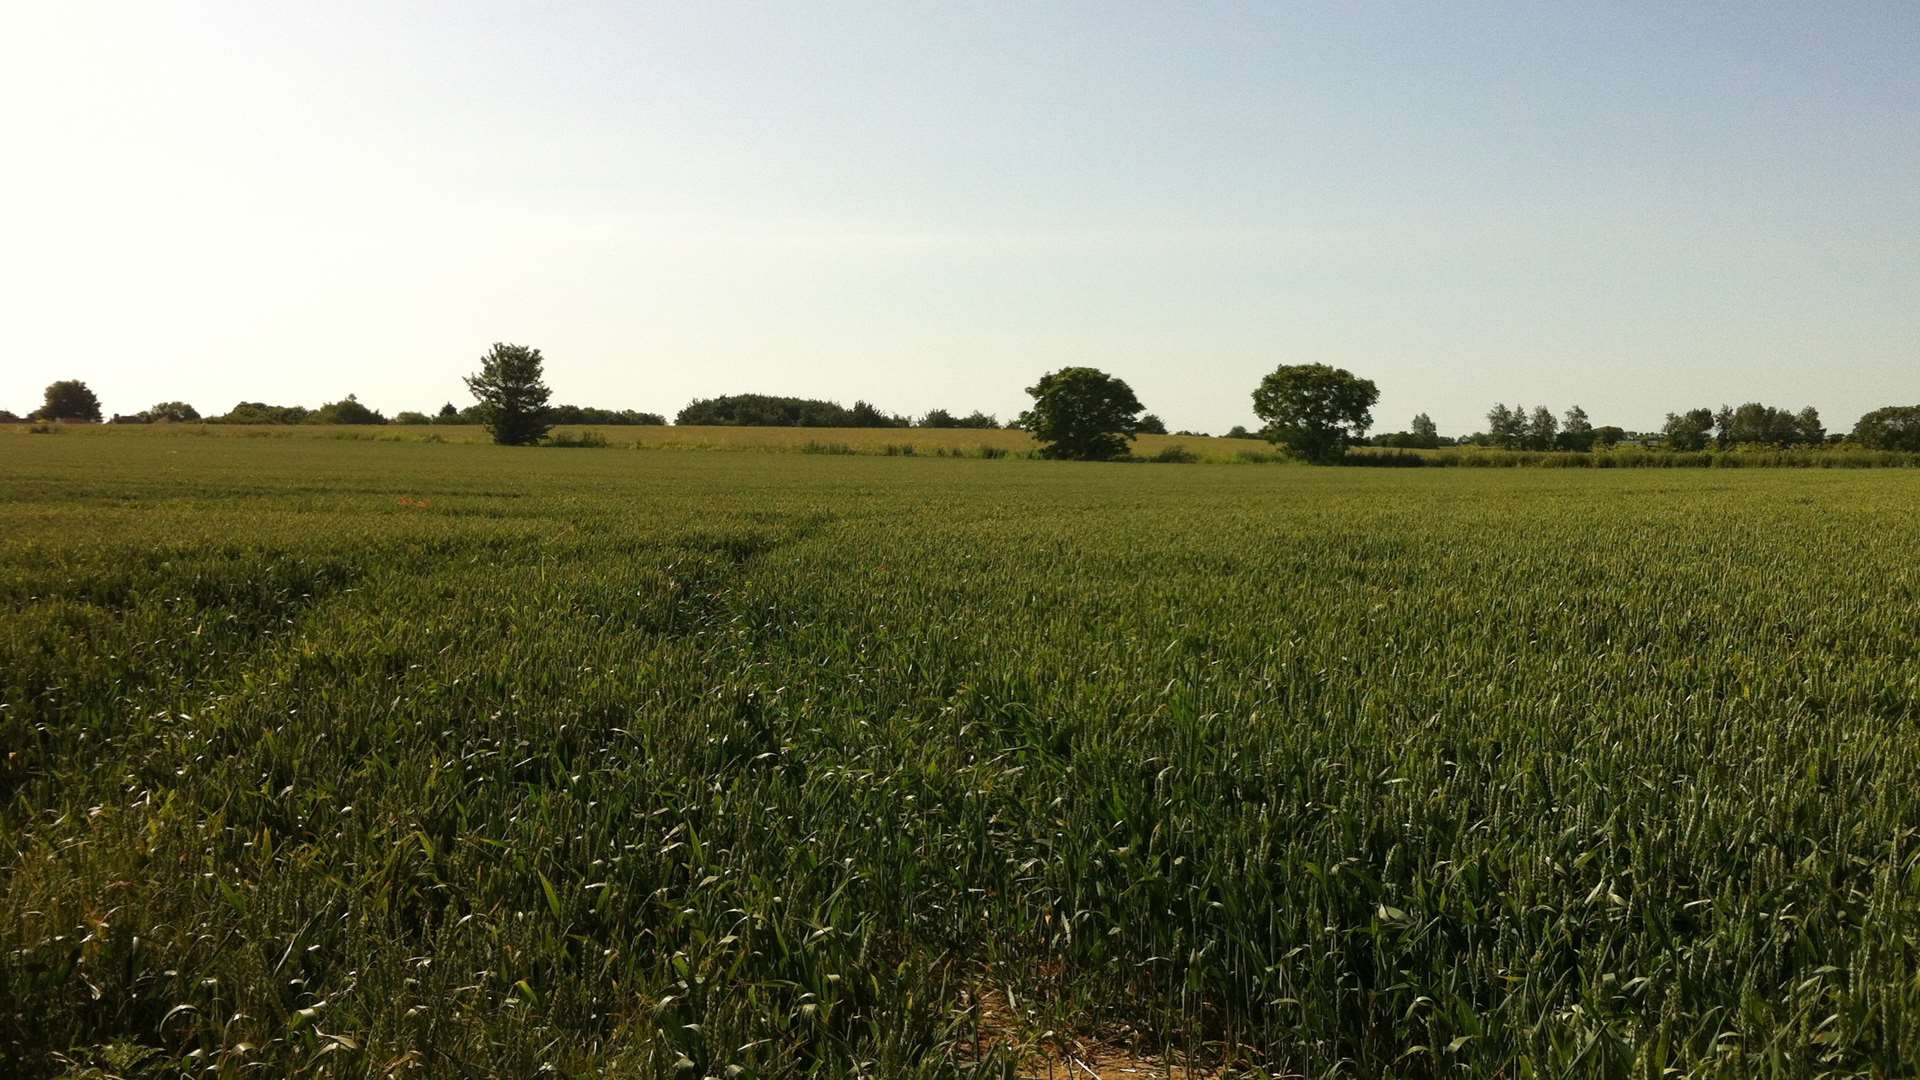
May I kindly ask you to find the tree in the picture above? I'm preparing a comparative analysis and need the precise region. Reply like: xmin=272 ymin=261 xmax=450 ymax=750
xmin=37 ymin=380 xmax=102 ymax=422
xmin=1409 ymin=413 xmax=1439 ymax=449
xmin=1485 ymin=404 xmax=1530 ymax=450
xmin=1712 ymin=405 xmax=1736 ymax=449
xmin=0 ymin=409 xmax=19 ymax=423
xmin=146 ymin=401 xmax=200 ymax=423
xmin=311 ymin=394 xmax=387 ymax=425
xmin=212 ymin=401 xmax=309 ymax=424
xmin=1591 ymin=425 xmax=1627 ymax=448
xmin=847 ymin=400 xmax=908 ymax=428
xmin=1019 ymin=367 xmax=1144 ymax=461
xmin=1251 ymin=364 xmax=1379 ymax=463
xmin=1663 ymin=408 xmax=1715 ymax=451
xmin=1224 ymin=425 xmax=1255 ymax=439
xmin=919 ymin=408 xmax=999 ymax=429
xmin=1851 ymin=405 xmax=1920 ymax=451
xmin=1716 ymin=402 xmax=1813 ymax=447
xmin=1526 ymin=406 xmax=1558 ymax=451
xmin=1136 ymin=413 xmax=1168 ymax=435
xmin=677 ymin=394 xmax=899 ymax=427
xmin=465 ymin=343 xmax=553 ymax=445
xmin=1557 ymin=404 xmax=1594 ymax=451
xmin=394 ymin=411 xmax=432 ymax=425
xmin=547 ymin=405 xmax=667 ymax=425
xmin=436 ymin=402 xmax=461 ymax=423
xmin=1794 ymin=406 xmax=1824 ymax=445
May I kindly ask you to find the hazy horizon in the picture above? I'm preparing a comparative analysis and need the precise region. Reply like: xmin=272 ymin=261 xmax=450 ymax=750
xmin=5 ymin=2 xmax=1915 ymax=435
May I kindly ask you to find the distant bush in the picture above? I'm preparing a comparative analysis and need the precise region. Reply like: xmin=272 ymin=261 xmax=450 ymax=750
xmin=310 ymin=394 xmax=387 ymax=425
xmin=27 ymin=421 xmax=60 ymax=434
xmin=918 ymin=408 xmax=1001 ymax=429
xmin=976 ymin=445 xmax=1009 ymax=460
xmin=883 ymin=443 xmax=916 ymax=456
xmin=679 ymin=394 xmax=907 ymax=427
xmin=211 ymin=402 xmax=312 ymax=424
xmin=1147 ymin=444 xmax=1199 ymax=463
xmin=155 ymin=402 xmax=200 ymax=423
xmin=1344 ymin=449 xmax=1426 ymax=467
xmin=799 ymin=440 xmax=856 ymax=455
xmin=393 ymin=410 xmax=432 ymax=425
xmin=548 ymin=405 xmax=667 ymax=425
xmin=546 ymin=430 xmax=609 ymax=448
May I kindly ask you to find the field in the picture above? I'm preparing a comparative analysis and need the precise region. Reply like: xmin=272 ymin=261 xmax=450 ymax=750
xmin=4 ymin=431 xmax=1919 ymax=1077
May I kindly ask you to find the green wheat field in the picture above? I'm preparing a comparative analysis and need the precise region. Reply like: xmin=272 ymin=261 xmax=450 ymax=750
xmin=4 ymin=429 xmax=1918 ymax=1078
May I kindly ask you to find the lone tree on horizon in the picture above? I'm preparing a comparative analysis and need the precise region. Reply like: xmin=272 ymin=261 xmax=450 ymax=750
xmin=36 ymin=380 xmax=103 ymax=423
xmin=1019 ymin=366 xmax=1145 ymax=461
xmin=465 ymin=343 xmax=553 ymax=445
xmin=1251 ymin=363 xmax=1379 ymax=463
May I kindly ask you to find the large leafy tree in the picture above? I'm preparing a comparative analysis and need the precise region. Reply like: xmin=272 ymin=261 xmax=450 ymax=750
xmin=1409 ymin=412 xmax=1439 ymax=448
xmin=37 ymin=380 xmax=102 ymax=422
xmin=146 ymin=401 xmax=201 ymax=423
xmin=1558 ymin=404 xmax=1594 ymax=451
xmin=1019 ymin=367 xmax=1144 ymax=461
xmin=1851 ymin=405 xmax=1920 ymax=451
xmin=1484 ymin=403 xmax=1528 ymax=449
xmin=311 ymin=393 xmax=387 ymax=425
xmin=1252 ymin=364 xmax=1379 ymax=463
xmin=1715 ymin=402 xmax=1820 ymax=447
xmin=465 ymin=343 xmax=553 ymax=446
xmin=1662 ymin=408 xmax=1715 ymax=451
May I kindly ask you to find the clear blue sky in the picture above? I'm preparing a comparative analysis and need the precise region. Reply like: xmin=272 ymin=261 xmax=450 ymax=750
xmin=4 ymin=2 xmax=1915 ymax=434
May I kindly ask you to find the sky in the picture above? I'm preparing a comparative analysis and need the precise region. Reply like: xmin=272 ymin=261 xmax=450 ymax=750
xmin=4 ymin=2 xmax=1916 ymax=435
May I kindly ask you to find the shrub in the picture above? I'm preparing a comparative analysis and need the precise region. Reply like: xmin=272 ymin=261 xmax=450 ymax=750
xmin=310 ymin=394 xmax=387 ymax=425
xmin=679 ymin=394 xmax=906 ymax=427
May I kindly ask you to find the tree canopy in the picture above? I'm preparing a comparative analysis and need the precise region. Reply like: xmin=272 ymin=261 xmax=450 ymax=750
xmin=1251 ymin=364 xmax=1379 ymax=463
xmin=1018 ymin=367 xmax=1144 ymax=461
xmin=465 ymin=343 xmax=553 ymax=446
xmin=676 ymin=394 xmax=906 ymax=428
xmin=311 ymin=394 xmax=387 ymax=425
xmin=37 ymin=380 xmax=102 ymax=422
xmin=1852 ymin=405 xmax=1920 ymax=451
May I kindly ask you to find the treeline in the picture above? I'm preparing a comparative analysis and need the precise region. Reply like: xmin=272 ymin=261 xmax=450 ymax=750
xmin=1356 ymin=401 xmax=1920 ymax=454
xmin=13 ymin=369 xmax=1920 ymax=459
xmin=83 ymin=398 xmax=668 ymax=427
xmin=1363 ymin=405 xmax=1627 ymax=451
xmin=1658 ymin=403 xmax=1828 ymax=450
xmin=675 ymin=393 xmax=1006 ymax=430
